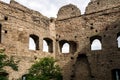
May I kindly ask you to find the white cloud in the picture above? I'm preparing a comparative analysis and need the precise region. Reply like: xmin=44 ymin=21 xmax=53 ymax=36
xmin=1 ymin=0 xmax=90 ymax=17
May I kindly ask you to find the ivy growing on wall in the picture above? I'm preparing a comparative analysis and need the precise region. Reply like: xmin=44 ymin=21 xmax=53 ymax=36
xmin=0 ymin=49 xmax=19 ymax=80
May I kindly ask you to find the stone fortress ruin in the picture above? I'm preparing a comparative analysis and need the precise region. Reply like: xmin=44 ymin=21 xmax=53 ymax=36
xmin=0 ymin=0 xmax=120 ymax=80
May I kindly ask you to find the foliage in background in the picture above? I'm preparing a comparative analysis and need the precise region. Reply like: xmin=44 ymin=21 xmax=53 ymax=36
xmin=0 ymin=53 xmax=18 ymax=71
xmin=0 ymin=50 xmax=19 ymax=80
xmin=27 ymin=57 xmax=63 ymax=80
xmin=0 ymin=75 xmax=8 ymax=80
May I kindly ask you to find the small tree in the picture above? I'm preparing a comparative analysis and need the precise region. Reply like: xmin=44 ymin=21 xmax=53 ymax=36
xmin=27 ymin=57 xmax=63 ymax=80
xmin=0 ymin=50 xmax=18 ymax=80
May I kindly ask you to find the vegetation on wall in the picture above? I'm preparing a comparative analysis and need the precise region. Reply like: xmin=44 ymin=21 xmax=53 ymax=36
xmin=26 ymin=57 xmax=63 ymax=80
xmin=0 ymin=50 xmax=19 ymax=80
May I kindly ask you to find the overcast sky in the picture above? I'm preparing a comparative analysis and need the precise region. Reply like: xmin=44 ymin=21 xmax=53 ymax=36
xmin=1 ymin=0 xmax=90 ymax=18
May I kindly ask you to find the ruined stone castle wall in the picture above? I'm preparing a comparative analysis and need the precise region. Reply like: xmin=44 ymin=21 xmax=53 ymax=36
xmin=56 ymin=3 xmax=120 ymax=80
xmin=0 ymin=1 xmax=56 ymax=79
xmin=86 ymin=0 xmax=120 ymax=14
xmin=0 ymin=0 xmax=120 ymax=80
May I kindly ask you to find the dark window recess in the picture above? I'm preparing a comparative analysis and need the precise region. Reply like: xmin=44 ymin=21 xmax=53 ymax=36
xmin=104 ymin=35 xmax=106 ymax=37
xmin=97 ymin=2 xmax=99 ymax=5
xmin=75 ymin=36 xmax=77 ymax=38
xmin=90 ymin=27 xmax=94 ymax=30
xmin=71 ymin=57 xmax=74 ymax=60
xmin=91 ymin=75 xmax=95 ymax=79
xmin=72 ymin=8 xmax=74 ymax=10
xmin=114 ymin=25 xmax=117 ymax=28
xmin=105 ymin=27 xmax=108 ymax=31
xmin=112 ymin=69 xmax=120 ymax=80
xmin=5 ymin=30 xmax=7 ymax=33
xmin=90 ymin=23 xmax=93 ymax=25
xmin=34 ymin=56 xmax=37 ymax=60
xmin=43 ymin=38 xmax=53 ymax=53
xmin=90 ymin=36 xmax=102 ymax=44
xmin=59 ymin=40 xmax=77 ymax=54
xmin=71 ymin=74 xmax=75 ymax=78
xmin=50 ymin=18 xmax=54 ymax=23
xmin=29 ymin=34 xmax=39 ymax=50
xmin=4 ymin=16 xmax=8 ymax=21
xmin=22 ymin=74 xmax=28 ymax=80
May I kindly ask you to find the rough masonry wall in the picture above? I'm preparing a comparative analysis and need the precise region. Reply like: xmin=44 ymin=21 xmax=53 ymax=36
xmin=0 ymin=1 xmax=56 ymax=79
xmin=0 ymin=1 xmax=49 ymax=28
xmin=0 ymin=0 xmax=120 ymax=80
xmin=57 ymin=4 xmax=81 ymax=20
xmin=85 ymin=0 xmax=120 ymax=14
xmin=56 ymin=4 xmax=120 ymax=80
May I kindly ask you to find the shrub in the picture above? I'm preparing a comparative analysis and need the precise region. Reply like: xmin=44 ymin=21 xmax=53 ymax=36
xmin=0 ymin=52 xmax=18 ymax=80
xmin=27 ymin=57 xmax=63 ymax=80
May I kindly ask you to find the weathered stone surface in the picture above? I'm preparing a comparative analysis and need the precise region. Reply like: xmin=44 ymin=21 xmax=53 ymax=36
xmin=57 ymin=4 xmax=81 ymax=20
xmin=0 ymin=0 xmax=120 ymax=80
xmin=85 ymin=0 xmax=120 ymax=14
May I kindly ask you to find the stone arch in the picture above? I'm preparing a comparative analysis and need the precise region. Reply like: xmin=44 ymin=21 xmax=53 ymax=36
xmin=90 ymin=36 xmax=102 ymax=50
xmin=57 ymin=4 xmax=81 ymax=20
xmin=59 ymin=40 xmax=70 ymax=53
xmin=43 ymin=38 xmax=53 ymax=53
xmin=73 ymin=54 xmax=91 ymax=80
xmin=62 ymin=42 xmax=70 ymax=53
xmin=29 ymin=34 xmax=39 ymax=50
xmin=59 ymin=40 xmax=77 ymax=53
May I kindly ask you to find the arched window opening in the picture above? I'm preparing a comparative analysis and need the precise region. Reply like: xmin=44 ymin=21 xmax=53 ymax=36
xmin=29 ymin=37 xmax=35 ymax=50
xmin=117 ymin=32 xmax=120 ymax=48
xmin=43 ymin=38 xmax=53 ymax=53
xmin=22 ymin=76 xmax=26 ymax=80
xmin=59 ymin=40 xmax=77 ymax=54
xmin=29 ymin=34 xmax=39 ymax=50
xmin=62 ymin=43 xmax=70 ymax=53
xmin=117 ymin=36 xmax=120 ymax=48
xmin=91 ymin=39 xmax=102 ymax=50
xmin=69 ymin=41 xmax=77 ymax=53
xmin=112 ymin=69 xmax=120 ymax=80
xmin=43 ymin=40 xmax=48 ymax=52
xmin=22 ymin=74 xmax=28 ymax=80
xmin=90 ymin=36 xmax=102 ymax=51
